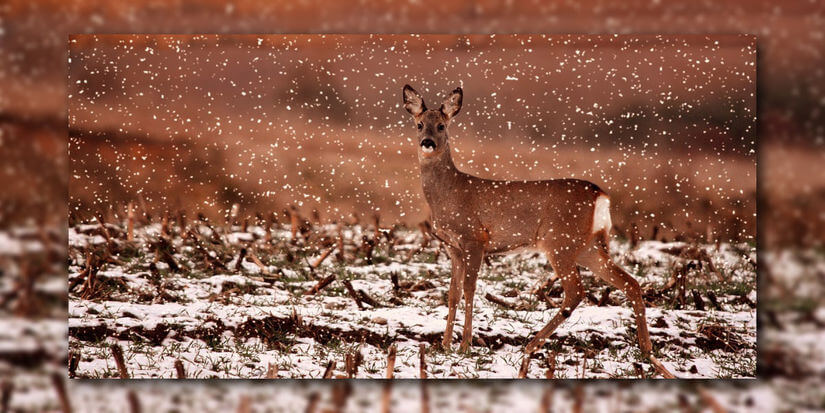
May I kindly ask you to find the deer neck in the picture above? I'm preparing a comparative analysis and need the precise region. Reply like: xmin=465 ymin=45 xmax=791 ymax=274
xmin=419 ymin=144 xmax=462 ymax=207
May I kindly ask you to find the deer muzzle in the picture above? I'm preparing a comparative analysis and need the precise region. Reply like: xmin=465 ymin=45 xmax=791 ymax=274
xmin=420 ymin=138 xmax=436 ymax=153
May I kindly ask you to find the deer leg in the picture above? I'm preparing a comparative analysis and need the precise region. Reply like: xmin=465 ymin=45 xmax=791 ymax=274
xmin=579 ymin=232 xmax=653 ymax=356
xmin=442 ymin=247 xmax=466 ymax=349
xmin=610 ymin=263 xmax=653 ymax=356
xmin=458 ymin=246 xmax=484 ymax=352
xmin=524 ymin=261 xmax=583 ymax=354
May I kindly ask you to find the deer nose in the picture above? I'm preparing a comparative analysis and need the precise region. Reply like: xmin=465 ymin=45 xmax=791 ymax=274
xmin=420 ymin=138 xmax=436 ymax=149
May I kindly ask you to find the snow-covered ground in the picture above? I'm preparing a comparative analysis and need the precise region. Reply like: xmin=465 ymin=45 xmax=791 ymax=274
xmin=3 ymin=225 xmax=825 ymax=410
xmin=67 ymin=221 xmax=757 ymax=379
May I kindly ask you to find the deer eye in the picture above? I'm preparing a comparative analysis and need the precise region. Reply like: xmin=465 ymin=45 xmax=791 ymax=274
xmin=437 ymin=124 xmax=445 ymax=131
xmin=417 ymin=123 xmax=423 ymax=130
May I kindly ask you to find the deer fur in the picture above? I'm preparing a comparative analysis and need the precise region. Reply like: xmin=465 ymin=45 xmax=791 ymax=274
xmin=402 ymin=85 xmax=666 ymax=374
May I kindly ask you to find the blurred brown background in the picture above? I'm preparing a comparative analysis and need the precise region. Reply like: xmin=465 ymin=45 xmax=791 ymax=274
xmin=1 ymin=0 xmax=825 ymax=410
xmin=4 ymin=0 xmax=824 ymax=248
xmin=68 ymin=34 xmax=755 ymax=243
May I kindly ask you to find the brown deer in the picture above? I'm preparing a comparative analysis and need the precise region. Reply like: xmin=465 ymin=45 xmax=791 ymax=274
xmin=402 ymin=85 xmax=674 ymax=377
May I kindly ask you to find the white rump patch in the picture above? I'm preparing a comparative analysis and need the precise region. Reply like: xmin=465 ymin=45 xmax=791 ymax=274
xmin=592 ymin=195 xmax=612 ymax=233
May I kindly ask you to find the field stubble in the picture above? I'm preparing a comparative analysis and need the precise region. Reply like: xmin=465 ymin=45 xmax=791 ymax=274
xmin=67 ymin=206 xmax=756 ymax=379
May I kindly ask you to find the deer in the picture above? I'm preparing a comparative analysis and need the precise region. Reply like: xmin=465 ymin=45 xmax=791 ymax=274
xmin=402 ymin=84 xmax=675 ymax=378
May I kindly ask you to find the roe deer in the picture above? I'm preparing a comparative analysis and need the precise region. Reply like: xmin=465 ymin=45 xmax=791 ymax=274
xmin=402 ymin=85 xmax=674 ymax=377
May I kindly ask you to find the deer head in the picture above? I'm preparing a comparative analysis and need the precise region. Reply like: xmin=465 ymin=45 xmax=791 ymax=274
xmin=402 ymin=85 xmax=462 ymax=160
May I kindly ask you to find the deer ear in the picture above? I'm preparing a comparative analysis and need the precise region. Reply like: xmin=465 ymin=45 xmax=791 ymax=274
xmin=403 ymin=85 xmax=426 ymax=117
xmin=440 ymin=87 xmax=463 ymax=120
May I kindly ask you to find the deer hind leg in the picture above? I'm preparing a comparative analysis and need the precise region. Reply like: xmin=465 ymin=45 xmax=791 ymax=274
xmin=458 ymin=246 xmax=484 ymax=352
xmin=579 ymin=231 xmax=653 ymax=356
xmin=524 ymin=257 xmax=584 ymax=354
xmin=442 ymin=246 xmax=466 ymax=349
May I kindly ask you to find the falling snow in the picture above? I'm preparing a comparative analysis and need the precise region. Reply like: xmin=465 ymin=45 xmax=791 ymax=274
xmin=66 ymin=34 xmax=756 ymax=379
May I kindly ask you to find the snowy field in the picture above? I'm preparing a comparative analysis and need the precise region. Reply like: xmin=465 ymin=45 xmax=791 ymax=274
xmin=4 ymin=226 xmax=825 ymax=411
xmin=67 ymin=219 xmax=756 ymax=379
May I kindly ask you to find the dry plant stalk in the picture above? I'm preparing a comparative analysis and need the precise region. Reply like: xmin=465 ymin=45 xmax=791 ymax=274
xmin=344 ymin=353 xmax=356 ymax=378
xmin=677 ymin=267 xmax=687 ymax=308
xmin=70 ymin=251 xmax=90 ymax=291
xmin=1 ymin=380 xmax=13 ymax=413
xmin=322 ymin=360 xmax=336 ymax=379
xmin=80 ymin=251 xmax=98 ymax=300
xmin=137 ymin=194 xmax=150 ymax=223
xmin=634 ymin=363 xmax=645 ymax=378
xmin=342 ymin=279 xmax=364 ymax=310
xmin=707 ymin=291 xmax=722 ymax=311
xmin=174 ymin=359 xmax=186 ymax=379
xmin=161 ymin=211 xmax=170 ymax=237
xmin=289 ymin=207 xmax=299 ymax=241
xmin=335 ymin=224 xmax=346 ymax=262
xmin=68 ymin=352 xmax=80 ymax=379
xmin=538 ymin=383 xmax=554 ymax=413
xmin=311 ymin=247 xmax=335 ymax=269
xmin=356 ymin=289 xmax=381 ymax=308
xmin=572 ymin=385 xmax=584 ymax=413
xmin=629 ymin=222 xmax=640 ymax=248
xmin=95 ymin=214 xmax=117 ymax=256
xmin=177 ymin=210 xmax=187 ymax=235
xmin=127 ymin=391 xmax=141 ymax=413
xmin=96 ymin=214 xmax=112 ymax=243
xmin=381 ymin=352 xmax=395 ymax=413
xmin=418 ymin=343 xmax=427 ymax=379
xmin=304 ymin=274 xmax=336 ymax=296
xmin=12 ymin=259 xmax=35 ymax=317
xmin=344 ymin=347 xmax=363 ymax=378
xmin=361 ymin=235 xmax=376 ymax=264
xmin=385 ymin=344 xmax=397 ymax=379
xmin=403 ymin=244 xmax=422 ymax=263
xmin=329 ymin=381 xmax=352 ymax=413
xmin=229 ymin=203 xmax=240 ymax=226
xmin=697 ymin=386 xmax=727 ymax=413
xmin=50 ymin=372 xmax=71 ymax=413
xmin=546 ymin=351 xmax=557 ymax=379
xmin=126 ymin=202 xmax=134 ymax=241
xmin=264 ymin=219 xmax=273 ymax=244
xmin=234 ymin=247 xmax=248 ymax=271
xmin=372 ymin=213 xmax=381 ymax=241
xmin=597 ymin=288 xmax=612 ymax=306
xmin=266 ymin=363 xmax=279 ymax=379
xmin=154 ymin=237 xmax=180 ymax=272
xmin=247 ymin=250 xmax=271 ymax=276
xmin=420 ymin=343 xmax=430 ymax=413
xmin=692 ymin=289 xmax=706 ymax=311
xmin=110 ymin=343 xmax=130 ymax=379
xmin=291 ymin=308 xmax=303 ymax=328
xmin=236 ymin=395 xmax=251 ymax=413
xmin=485 ymin=292 xmax=519 ymax=310
xmin=518 ymin=354 xmax=532 ymax=378
xmin=382 ymin=344 xmax=397 ymax=413
xmin=649 ymin=355 xmax=676 ymax=379
xmin=304 ymin=392 xmax=320 ymax=413
xmin=390 ymin=272 xmax=402 ymax=292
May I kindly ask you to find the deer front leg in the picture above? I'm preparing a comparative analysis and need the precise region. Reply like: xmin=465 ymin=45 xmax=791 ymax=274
xmin=459 ymin=245 xmax=484 ymax=353
xmin=442 ymin=247 xmax=466 ymax=349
